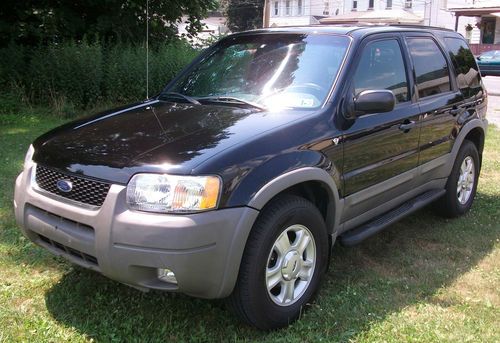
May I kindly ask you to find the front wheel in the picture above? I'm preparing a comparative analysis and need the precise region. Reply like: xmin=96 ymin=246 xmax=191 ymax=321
xmin=438 ymin=140 xmax=480 ymax=217
xmin=228 ymin=195 xmax=328 ymax=329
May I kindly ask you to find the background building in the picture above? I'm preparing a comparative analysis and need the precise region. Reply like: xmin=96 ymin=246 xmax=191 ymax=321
xmin=448 ymin=1 xmax=500 ymax=54
xmin=265 ymin=0 xmax=497 ymax=47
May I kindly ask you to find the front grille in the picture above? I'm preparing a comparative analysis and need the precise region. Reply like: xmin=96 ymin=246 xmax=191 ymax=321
xmin=35 ymin=165 xmax=111 ymax=207
xmin=38 ymin=234 xmax=99 ymax=266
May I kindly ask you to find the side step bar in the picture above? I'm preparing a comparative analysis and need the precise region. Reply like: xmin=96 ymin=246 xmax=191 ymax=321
xmin=339 ymin=189 xmax=446 ymax=246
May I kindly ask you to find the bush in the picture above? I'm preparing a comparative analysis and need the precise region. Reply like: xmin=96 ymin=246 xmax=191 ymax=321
xmin=0 ymin=40 xmax=198 ymax=116
xmin=29 ymin=41 xmax=103 ymax=109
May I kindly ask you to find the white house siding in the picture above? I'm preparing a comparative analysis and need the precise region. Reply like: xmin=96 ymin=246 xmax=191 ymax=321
xmin=269 ymin=0 xmax=346 ymax=27
xmin=267 ymin=0 xmax=481 ymax=37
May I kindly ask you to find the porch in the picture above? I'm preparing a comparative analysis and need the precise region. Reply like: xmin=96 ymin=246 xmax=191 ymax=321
xmin=470 ymin=43 xmax=500 ymax=55
xmin=448 ymin=3 xmax=500 ymax=55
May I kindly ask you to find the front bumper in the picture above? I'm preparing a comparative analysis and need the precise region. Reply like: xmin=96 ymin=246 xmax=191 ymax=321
xmin=14 ymin=165 xmax=259 ymax=298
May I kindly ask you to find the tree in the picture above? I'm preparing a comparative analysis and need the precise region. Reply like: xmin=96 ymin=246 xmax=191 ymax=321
xmin=0 ymin=0 xmax=218 ymax=46
xmin=223 ymin=0 xmax=264 ymax=33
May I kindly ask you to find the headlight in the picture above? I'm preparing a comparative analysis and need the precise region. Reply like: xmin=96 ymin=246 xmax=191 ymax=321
xmin=24 ymin=144 xmax=34 ymax=168
xmin=126 ymin=173 xmax=221 ymax=213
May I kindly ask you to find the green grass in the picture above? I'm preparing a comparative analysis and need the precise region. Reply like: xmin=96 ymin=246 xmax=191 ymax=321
xmin=0 ymin=115 xmax=499 ymax=342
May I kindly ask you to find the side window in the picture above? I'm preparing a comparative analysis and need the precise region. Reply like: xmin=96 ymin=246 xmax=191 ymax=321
xmin=445 ymin=37 xmax=480 ymax=97
xmin=407 ymin=38 xmax=451 ymax=98
xmin=353 ymin=39 xmax=409 ymax=104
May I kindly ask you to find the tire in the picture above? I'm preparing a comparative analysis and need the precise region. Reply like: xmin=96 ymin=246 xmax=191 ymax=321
xmin=228 ymin=195 xmax=328 ymax=329
xmin=438 ymin=140 xmax=479 ymax=218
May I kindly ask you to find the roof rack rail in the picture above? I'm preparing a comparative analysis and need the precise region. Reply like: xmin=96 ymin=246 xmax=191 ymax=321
xmin=390 ymin=24 xmax=455 ymax=32
xmin=307 ymin=23 xmax=456 ymax=32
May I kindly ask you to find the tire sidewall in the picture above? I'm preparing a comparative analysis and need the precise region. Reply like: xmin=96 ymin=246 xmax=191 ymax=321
xmin=448 ymin=141 xmax=479 ymax=214
xmin=245 ymin=198 xmax=328 ymax=326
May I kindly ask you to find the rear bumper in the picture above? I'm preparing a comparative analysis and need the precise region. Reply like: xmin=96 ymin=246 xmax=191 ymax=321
xmin=14 ymin=164 xmax=259 ymax=298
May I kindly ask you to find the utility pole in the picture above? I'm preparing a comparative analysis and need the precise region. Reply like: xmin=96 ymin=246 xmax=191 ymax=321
xmin=263 ymin=0 xmax=270 ymax=28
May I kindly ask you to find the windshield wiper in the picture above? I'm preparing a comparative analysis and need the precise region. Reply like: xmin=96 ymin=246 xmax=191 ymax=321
xmin=159 ymin=92 xmax=201 ymax=105
xmin=198 ymin=96 xmax=267 ymax=111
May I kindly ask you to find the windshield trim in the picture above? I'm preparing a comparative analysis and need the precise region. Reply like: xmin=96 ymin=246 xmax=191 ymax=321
xmin=160 ymin=32 xmax=353 ymax=111
xmin=320 ymin=34 xmax=353 ymax=110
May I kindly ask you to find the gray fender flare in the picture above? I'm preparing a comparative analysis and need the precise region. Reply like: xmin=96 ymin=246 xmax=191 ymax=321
xmin=445 ymin=118 xmax=488 ymax=175
xmin=248 ymin=167 xmax=343 ymax=234
xmin=217 ymin=167 xmax=343 ymax=297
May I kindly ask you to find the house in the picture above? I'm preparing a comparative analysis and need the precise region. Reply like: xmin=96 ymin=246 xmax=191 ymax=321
xmin=265 ymin=0 xmax=342 ymax=26
xmin=178 ymin=11 xmax=229 ymax=45
xmin=448 ymin=0 xmax=500 ymax=55
xmin=265 ymin=1 xmax=480 ymax=40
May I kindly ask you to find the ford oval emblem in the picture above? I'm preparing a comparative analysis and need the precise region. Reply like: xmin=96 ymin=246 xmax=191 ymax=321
xmin=56 ymin=179 xmax=73 ymax=193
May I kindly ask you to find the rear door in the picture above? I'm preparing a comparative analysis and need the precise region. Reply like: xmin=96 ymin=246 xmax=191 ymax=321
xmin=340 ymin=34 xmax=421 ymax=222
xmin=403 ymin=34 xmax=463 ymax=178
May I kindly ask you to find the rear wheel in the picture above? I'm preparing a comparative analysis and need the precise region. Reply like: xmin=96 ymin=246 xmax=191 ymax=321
xmin=228 ymin=195 xmax=328 ymax=329
xmin=438 ymin=140 xmax=479 ymax=217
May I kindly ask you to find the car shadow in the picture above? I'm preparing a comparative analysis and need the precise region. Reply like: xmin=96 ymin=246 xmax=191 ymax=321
xmin=44 ymin=191 xmax=499 ymax=341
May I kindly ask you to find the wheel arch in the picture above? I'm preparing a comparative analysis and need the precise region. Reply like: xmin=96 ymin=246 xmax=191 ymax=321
xmin=447 ymin=118 xmax=487 ymax=175
xmin=463 ymin=126 xmax=485 ymax=167
xmin=248 ymin=167 xmax=343 ymax=236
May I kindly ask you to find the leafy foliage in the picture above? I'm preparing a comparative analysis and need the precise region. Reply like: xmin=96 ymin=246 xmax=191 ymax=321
xmin=0 ymin=41 xmax=198 ymax=114
xmin=222 ymin=0 xmax=264 ymax=32
xmin=0 ymin=0 xmax=218 ymax=46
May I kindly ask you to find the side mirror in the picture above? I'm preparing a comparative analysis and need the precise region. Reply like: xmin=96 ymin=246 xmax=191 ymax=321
xmin=354 ymin=90 xmax=395 ymax=116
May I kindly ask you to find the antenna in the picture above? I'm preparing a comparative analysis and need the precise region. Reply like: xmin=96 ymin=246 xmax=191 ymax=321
xmin=146 ymin=0 xmax=149 ymax=99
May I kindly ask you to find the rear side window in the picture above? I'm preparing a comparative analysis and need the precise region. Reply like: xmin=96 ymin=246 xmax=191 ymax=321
xmin=445 ymin=37 xmax=481 ymax=97
xmin=407 ymin=38 xmax=451 ymax=98
xmin=353 ymin=39 xmax=409 ymax=104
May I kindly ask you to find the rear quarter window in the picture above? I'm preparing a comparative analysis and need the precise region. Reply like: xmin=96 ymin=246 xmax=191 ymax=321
xmin=444 ymin=37 xmax=481 ymax=98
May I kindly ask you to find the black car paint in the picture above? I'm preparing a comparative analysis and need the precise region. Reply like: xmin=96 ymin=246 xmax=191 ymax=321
xmin=31 ymin=26 xmax=486 ymax=219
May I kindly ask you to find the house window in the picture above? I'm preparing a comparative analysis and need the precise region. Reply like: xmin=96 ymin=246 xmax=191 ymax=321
xmin=274 ymin=1 xmax=279 ymax=16
xmin=298 ymin=0 xmax=303 ymax=15
xmin=352 ymin=0 xmax=358 ymax=11
xmin=386 ymin=0 xmax=392 ymax=9
xmin=285 ymin=0 xmax=291 ymax=15
xmin=323 ymin=2 xmax=329 ymax=15
xmin=368 ymin=0 xmax=374 ymax=10
xmin=405 ymin=0 xmax=412 ymax=9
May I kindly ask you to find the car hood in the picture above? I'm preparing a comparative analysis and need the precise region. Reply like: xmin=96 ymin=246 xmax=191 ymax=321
xmin=33 ymin=100 xmax=294 ymax=184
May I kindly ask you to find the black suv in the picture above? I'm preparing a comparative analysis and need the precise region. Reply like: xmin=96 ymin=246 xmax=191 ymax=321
xmin=14 ymin=25 xmax=487 ymax=329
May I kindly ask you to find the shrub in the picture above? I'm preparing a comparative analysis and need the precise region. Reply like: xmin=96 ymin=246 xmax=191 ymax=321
xmin=29 ymin=41 xmax=103 ymax=109
xmin=0 ymin=39 xmax=198 ymax=116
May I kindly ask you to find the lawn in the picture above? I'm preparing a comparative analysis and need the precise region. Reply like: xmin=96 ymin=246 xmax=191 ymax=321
xmin=0 ymin=115 xmax=499 ymax=342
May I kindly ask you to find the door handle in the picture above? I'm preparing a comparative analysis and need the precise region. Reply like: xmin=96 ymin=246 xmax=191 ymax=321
xmin=399 ymin=120 xmax=416 ymax=132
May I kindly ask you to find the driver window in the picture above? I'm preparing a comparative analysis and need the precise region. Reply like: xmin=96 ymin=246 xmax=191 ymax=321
xmin=353 ymin=39 xmax=409 ymax=104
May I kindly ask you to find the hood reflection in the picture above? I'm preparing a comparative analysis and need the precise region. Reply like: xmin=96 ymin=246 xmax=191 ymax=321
xmin=33 ymin=100 xmax=294 ymax=183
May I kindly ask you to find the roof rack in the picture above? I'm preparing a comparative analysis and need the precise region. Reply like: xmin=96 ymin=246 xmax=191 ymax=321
xmin=307 ymin=23 xmax=456 ymax=32
xmin=390 ymin=24 xmax=455 ymax=32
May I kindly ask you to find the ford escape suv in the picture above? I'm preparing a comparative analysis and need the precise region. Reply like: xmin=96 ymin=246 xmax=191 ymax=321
xmin=14 ymin=25 xmax=487 ymax=329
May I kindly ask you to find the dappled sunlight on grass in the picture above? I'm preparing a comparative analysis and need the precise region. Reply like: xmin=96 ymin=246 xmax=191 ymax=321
xmin=2 ymin=128 xmax=29 ymax=135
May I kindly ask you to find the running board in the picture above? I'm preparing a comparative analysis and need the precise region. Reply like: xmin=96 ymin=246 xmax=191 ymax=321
xmin=339 ymin=189 xmax=445 ymax=246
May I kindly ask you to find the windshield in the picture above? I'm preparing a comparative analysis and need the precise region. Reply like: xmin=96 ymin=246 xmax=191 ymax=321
xmin=165 ymin=33 xmax=350 ymax=110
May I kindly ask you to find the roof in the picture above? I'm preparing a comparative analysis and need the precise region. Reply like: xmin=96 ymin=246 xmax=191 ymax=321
xmin=319 ymin=9 xmax=423 ymax=25
xmin=448 ymin=1 xmax=500 ymax=16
